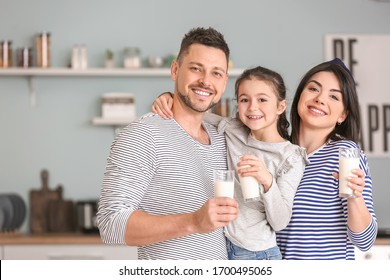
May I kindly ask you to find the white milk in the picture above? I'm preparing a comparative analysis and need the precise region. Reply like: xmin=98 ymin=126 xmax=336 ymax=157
xmin=239 ymin=176 xmax=260 ymax=200
xmin=214 ymin=180 xmax=234 ymax=198
xmin=238 ymin=164 xmax=260 ymax=201
xmin=339 ymin=157 xmax=359 ymax=198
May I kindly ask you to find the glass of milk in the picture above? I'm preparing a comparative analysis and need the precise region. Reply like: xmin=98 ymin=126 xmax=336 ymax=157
xmin=339 ymin=147 xmax=360 ymax=198
xmin=236 ymin=156 xmax=260 ymax=202
xmin=213 ymin=170 xmax=235 ymax=198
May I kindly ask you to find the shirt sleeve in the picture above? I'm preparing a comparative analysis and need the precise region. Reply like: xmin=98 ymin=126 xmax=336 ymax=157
xmin=348 ymin=218 xmax=378 ymax=251
xmin=96 ymin=122 xmax=157 ymax=245
xmin=262 ymin=148 xmax=307 ymax=231
xmin=347 ymin=151 xmax=378 ymax=251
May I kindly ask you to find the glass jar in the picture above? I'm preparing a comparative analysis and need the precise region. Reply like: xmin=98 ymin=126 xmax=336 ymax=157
xmin=71 ymin=44 xmax=88 ymax=69
xmin=36 ymin=32 xmax=51 ymax=67
xmin=79 ymin=44 xmax=88 ymax=69
xmin=123 ymin=47 xmax=141 ymax=68
xmin=0 ymin=40 xmax=13 ymax=68
xmin=17 ymin=47 xmax=33 ymax=68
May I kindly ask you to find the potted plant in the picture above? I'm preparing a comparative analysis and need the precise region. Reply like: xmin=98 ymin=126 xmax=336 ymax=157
xmin=105 ymin=49 xmax=114 ymax=68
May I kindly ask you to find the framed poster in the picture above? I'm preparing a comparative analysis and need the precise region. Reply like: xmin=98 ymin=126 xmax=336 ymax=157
xmin=325 ymin=34 xmax=390 ymax=157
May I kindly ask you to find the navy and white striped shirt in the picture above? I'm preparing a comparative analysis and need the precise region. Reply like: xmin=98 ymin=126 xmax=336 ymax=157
xmin=96 ymin=113 xmax=229 ymax=260
xmin=276 ymin=140 xmax=378 ymax=259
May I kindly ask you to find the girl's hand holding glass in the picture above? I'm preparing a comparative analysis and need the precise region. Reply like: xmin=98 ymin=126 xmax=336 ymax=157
xmin=237 ymin=155 xmax=273 ymax=192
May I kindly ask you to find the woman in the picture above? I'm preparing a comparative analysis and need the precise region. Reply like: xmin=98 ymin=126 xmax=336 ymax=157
xmin=275 ymin=58 xmax=378 ymax=259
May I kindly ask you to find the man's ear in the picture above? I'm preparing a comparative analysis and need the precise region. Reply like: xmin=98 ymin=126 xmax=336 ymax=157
xmin=170 ymin=60 xmax=178 ymax=81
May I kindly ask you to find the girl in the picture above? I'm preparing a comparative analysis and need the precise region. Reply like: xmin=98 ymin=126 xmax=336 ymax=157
xmin=152 ymin=66 xmax=307 ymax=260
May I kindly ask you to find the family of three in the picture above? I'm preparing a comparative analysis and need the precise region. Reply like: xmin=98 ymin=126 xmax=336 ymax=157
xmin=96 ymin=27 xmax=378 ymax=260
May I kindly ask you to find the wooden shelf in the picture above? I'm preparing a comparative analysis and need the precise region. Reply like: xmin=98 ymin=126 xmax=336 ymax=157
xmin=0 ymin=67 xmax=171 ymax=77
xmin=0 ymin=67 xmax=245 ymax=77
xmin=92 ymin=117 xmax=135 ymax=126
xmin=0 ymin=67 xmax=244 ymax=107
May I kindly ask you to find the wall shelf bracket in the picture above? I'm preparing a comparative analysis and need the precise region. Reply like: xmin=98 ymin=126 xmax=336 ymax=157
xmin=28 ymin=76 xmax=36 ymax=107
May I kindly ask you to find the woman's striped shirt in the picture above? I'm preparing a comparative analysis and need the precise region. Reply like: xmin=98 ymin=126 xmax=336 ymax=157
xmin=96 ymin=113 xmax=229 ymax=260
xmin=276 ymin=139 xmax=378 ymax=259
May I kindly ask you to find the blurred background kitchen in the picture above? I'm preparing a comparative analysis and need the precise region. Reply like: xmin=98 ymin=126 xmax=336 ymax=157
xmin=1 ymin=0 xmax=390 ymax=259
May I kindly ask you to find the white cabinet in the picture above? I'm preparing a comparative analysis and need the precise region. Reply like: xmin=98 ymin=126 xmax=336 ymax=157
xmin=2 ymin=244 xmax=137 ymax=260
xmin=355 ymin=245 xmax=390 ymax=260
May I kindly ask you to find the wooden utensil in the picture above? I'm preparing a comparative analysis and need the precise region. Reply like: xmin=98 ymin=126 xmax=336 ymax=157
xmin=29 ymin=169 xmax=62 ymax=233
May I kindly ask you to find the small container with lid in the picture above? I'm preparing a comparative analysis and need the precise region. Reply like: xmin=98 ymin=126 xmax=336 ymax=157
xmin=36 ymin=32 xmax=51 ymax=67
xmin=17 ymin=47 xmax=33 ymax=68
xmin=101 ymin=92 xmax=136 ymax=120
xmin=71 ymin=44 xmax=88 ymax=69
xmin=71 ymin=44 xmax=80 ymax=69
xmin=123 ymin=47 xmax=141 ymax=68
xmin=0 ymin=40 xmax=13 ymax=68
xmin=79 ymin=44 xmax=88 ymax=69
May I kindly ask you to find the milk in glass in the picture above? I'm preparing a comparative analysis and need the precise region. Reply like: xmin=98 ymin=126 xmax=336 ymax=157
xmin=339 ymin=147 xmax=360 ymax=198
xmin=213 ymin=170 xmax=235 ymax=198
xmin=214 ymin=180 xmax=234 ymax=198
xmin=238 ymin=165 xmax=260 ymax=202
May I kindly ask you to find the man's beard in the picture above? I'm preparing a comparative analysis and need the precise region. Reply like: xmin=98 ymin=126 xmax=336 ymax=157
xmin=177 ymin=91 xmax=217 ymax=113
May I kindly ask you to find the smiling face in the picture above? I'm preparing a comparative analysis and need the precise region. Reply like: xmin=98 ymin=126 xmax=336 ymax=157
xmin=171 ymin=43 xmax=228 ymax=113
xmin=237 ymin=78 xmax=286 ymax=140
xmin=297 ymin=71 xmax=347 ymax=133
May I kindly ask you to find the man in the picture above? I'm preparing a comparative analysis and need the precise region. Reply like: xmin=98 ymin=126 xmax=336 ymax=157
xmin=96 ymin=27 xmax=239 ymax=260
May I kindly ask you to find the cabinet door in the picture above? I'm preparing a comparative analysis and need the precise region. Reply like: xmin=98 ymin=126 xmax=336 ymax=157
xmin=355 ymin=245 xmax=390 ymax=260
xmin=3 ymin=244 xmax=137 ymax=260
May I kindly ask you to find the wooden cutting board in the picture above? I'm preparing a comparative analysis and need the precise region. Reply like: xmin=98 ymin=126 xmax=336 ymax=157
xmin=48 ymin=198 xmax=76 ymax=232
xmin=29 ymin=169 xmax=62 ymax=233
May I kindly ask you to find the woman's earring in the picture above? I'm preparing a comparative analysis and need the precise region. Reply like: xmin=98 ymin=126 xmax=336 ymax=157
xmin=337 ymin=122 xmax=342 ymax=126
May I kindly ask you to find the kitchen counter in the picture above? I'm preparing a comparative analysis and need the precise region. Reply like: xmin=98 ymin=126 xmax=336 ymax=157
xmin=0 ymin=233 xmax=102 ymax=245
xmin=1 ymin=233 xmax=389 ymax=245
xmin=373 ymin=238 xmax=390 ymax=245
xmin=0 ymin=234 xmax=388 ymax=260
xmin=0 ymin=233 xmax=137 ymax=260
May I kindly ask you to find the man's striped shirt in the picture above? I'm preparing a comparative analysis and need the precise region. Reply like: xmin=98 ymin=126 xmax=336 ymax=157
xmin=96 ymin=113 xmax=229 ymax=260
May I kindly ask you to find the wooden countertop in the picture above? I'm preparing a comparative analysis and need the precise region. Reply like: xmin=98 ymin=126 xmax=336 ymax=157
xmin=373 ymin=238 xmax=390 ymax=245
xmin=0 ymin=233 xmax=103 ymax=245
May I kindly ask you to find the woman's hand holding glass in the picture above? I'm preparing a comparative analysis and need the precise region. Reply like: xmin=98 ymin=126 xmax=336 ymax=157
xmin=333 ymin=168 xmax=365 ymax=198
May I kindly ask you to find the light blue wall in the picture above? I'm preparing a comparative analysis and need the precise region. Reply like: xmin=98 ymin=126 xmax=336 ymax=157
xmin=1 ymin=0 xmax=390 ymax=232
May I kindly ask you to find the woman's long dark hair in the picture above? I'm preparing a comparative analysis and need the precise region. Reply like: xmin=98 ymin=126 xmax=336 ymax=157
xmin=289 ymin=59 xmax=361 ymax=145
xmin=234 ymin=66 xmax=290 ymax=140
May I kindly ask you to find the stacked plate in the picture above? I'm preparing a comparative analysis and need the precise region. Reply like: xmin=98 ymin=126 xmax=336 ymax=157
xmin=0 ymin=193 xmax=26 ymax=232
